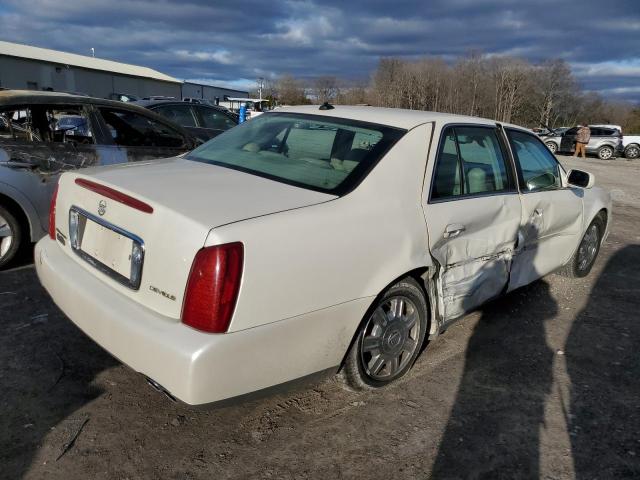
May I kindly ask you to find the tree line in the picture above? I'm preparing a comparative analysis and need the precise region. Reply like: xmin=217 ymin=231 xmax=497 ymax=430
xmin=256 ymin=53 xmax=639 ymax=132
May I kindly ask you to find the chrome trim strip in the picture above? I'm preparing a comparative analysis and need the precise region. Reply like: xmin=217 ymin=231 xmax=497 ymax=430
xmin=69 ymin=206 xmax=145 ymax=290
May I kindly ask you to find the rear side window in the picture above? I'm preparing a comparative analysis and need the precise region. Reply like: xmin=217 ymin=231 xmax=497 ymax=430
xmin=507 ymin=129 xmax=561 ymax=191
xmin=431 ymin=126 xmax=512 ymax=200
xmin=152 ymin=104 xmax=198 ymax=127
xmin=99 ymin=108 xmax=187 ymax=148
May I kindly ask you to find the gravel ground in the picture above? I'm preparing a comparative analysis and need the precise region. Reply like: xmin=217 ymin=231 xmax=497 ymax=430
xmin=1 ymin=154 xmax=639 ymax=479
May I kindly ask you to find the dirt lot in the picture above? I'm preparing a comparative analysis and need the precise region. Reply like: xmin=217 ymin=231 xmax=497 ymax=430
xmin=1 ymin=155 xmax=639 ymax=479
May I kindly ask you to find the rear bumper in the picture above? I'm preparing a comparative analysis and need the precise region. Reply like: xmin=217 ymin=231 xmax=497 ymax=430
xmin=35 ymin=237 xmax=367 ymax=405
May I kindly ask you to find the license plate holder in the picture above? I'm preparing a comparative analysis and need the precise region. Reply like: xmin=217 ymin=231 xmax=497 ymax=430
xmin=69 ymin=207 xmax=144 ymax=289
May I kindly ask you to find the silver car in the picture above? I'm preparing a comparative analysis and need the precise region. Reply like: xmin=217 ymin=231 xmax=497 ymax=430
xmin=0 ymin=90 xmax=198 ymax=268
xmin=558 ymin=126 xmax=624 ymax=160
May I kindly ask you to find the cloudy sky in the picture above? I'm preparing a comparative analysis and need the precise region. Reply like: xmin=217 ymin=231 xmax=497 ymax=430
xmin=0 ymin=0 xmax=638 ymax=102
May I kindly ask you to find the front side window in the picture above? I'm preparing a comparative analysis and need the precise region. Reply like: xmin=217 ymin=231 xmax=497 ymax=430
xmin=152 ymin=104 xmax=198 ymax=127
xmin=198 ymin=107 xmax=237 ymax=130
xmin=99 ymin=107 xmax=187 ymax=148
xmin=431 ymin=126 xmax=512 ymax=200
xmin=186 ymin=113 xmax=405 ymax=194
xmin=507 ymin=129 xmax=561 ymax=191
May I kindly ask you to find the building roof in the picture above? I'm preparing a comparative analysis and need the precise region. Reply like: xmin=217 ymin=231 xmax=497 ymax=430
xmin=0 ymin=41 xmax=181 ymax=84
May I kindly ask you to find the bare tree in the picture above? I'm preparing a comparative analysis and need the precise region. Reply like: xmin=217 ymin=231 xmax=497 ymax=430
xmin=313 ymin=76 xmax=339 ymax=104
xmin=276 ymin=75 xmax=308 ymax=105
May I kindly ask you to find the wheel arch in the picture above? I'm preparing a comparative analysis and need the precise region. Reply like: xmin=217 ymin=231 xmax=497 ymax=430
xmin=338 ymin=265 xmax=437 ymax=371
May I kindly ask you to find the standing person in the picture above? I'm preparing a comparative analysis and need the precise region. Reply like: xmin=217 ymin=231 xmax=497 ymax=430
xmin=574 ymin=123 xmax=591 ymax=159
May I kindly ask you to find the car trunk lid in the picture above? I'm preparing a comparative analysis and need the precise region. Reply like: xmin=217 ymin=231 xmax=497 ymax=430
xmin=54 ymin=157 xmax=335 ymax=319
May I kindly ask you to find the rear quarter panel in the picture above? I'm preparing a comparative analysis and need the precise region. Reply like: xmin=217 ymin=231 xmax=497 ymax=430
xmin=208 ymin=123 xmax=435 ymax=332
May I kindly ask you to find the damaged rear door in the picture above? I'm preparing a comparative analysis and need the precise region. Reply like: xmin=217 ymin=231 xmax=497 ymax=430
xmin=424 ymin=125 xmax=521 ymax=321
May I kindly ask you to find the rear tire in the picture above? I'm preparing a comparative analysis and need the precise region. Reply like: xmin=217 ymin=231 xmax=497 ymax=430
xmin=0 ymin=205 xmax=22 ymax=269
xmin=341 ymin=277 xmax=428 ymax=390
xmin=625 ymin=144 xmax=640 ymax=159
xmin=597 ymin=145 xmax=614 ymax=160
xmin=559 ymin=215 xmax=604 ymax=278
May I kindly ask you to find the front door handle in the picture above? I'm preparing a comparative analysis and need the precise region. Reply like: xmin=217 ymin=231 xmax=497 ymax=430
xmin=444 ymin=223 xmax=466 ymax=238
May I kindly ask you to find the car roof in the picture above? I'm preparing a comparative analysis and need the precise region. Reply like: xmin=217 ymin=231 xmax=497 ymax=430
xmin=0 ymin=89 xmax=152 ymax=112
xmin=0 ymin=90 xmax=196 ymax=141
xmin=133 ymin=99 xmax=230 ymax=111
xmin=275 ymin=105 xmax=518 ymax=130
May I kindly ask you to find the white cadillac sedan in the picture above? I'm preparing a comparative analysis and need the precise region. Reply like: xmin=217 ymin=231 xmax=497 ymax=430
xmin=35 ymin=106 xmax=611 ymax=405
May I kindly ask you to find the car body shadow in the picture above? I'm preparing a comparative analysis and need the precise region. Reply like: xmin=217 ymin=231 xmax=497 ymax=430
xmin=430 ymin=223 xmax=558 ymax=478
xmin=565 ymin=245 xmax=640 ymax=478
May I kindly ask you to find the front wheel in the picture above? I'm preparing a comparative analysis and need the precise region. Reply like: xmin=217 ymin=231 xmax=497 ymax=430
xmin=545 ymin=141 xmax=558 ymax=153
xmin=597 ymin=145 xmax=614 ymax=160
xmin=560 ymin=215 xmax=604 ymax=278
xmin=341 ymin=277 xmax=428 ymax=390
xmin=625 ymin=144 xmax=639 ymax=160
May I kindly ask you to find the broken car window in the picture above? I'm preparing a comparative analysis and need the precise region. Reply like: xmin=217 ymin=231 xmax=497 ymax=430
xmin=99 ymin=108 xmax=188 ymax=148
xmin=0 ymin=106 xmax=93 ymax=144
xmin=0 ymin=108 xmax=40 ymax=142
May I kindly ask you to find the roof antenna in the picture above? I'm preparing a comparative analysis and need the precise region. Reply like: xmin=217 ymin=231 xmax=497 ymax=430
xmin=319 ymin=102 xmax=334 ymax=110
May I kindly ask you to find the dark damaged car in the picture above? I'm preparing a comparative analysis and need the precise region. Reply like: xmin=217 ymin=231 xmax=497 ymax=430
xmin=0 ymin=90 xmax=198 ymax=268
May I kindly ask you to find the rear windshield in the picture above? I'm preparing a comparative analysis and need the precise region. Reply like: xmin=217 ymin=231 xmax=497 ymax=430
xmin=186 ymin=113 xmax=406 ymax=195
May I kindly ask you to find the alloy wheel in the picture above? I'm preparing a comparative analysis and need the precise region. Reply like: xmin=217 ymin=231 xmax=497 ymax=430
xmin=359 ymin=295 xmax=421 ymax=381
xmin=599 ymin=147 xmax=613 ymax=160
xmin=626 ymin=145 xmax=639 ymax=159
xmin=0 ymin=213 xmax=14 ymax=260
xmin=546 ymin=142 xmax=557 ymax=153
xmin=577 ymin=224 xmax=599 ymax=272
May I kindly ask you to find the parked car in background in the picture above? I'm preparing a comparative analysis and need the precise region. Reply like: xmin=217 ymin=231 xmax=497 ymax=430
xmin=0 ymin=90 xmax=198 ymax=268
xmin=109 ymin=93 xmax=139 ymax=103
xmin=36 ymin=105 xmax=611 ymax=405
xmin=218 ymin=98 xmax=270 ymax=119
xmin=559 ymin=126 xmax=624 ymax=159
xmin=622 ymin=135 xmax=640 ymax=159
xmin=537 ymin=126 xmax=569 ymax=153
xmin=134 ymin=100 xmax=238 ymax=142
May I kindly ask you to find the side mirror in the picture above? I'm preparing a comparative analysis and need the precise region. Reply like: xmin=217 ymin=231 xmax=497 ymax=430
xmin=567 ymin=169 xmax=594 ymax=189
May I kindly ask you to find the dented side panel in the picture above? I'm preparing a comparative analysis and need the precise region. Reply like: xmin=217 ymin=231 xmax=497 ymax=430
xmin=508 ymin=188 xmax=583 ymax=291
xmin=424 ymin=194 xmax=522 ymax=321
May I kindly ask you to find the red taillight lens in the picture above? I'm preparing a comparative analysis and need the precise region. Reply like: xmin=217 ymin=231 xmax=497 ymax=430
xmin=182 ymin=242 xmax=244 ymax=333
xmin=48 ymin=183 xmax=59 ymax=239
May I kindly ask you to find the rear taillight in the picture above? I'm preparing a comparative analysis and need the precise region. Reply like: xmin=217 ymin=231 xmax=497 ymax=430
xmin=48 ymin=183 xmax=59 ymax=240
xmin=181 ymin=242 xmax=244 ymax=333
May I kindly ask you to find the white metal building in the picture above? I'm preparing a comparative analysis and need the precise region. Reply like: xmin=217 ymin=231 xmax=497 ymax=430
xmin=0 ymin=41 xmax=248 ymax=100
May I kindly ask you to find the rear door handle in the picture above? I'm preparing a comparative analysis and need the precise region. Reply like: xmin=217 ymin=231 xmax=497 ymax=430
xmin=444 ymin=223 xmax=466 ymax=238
